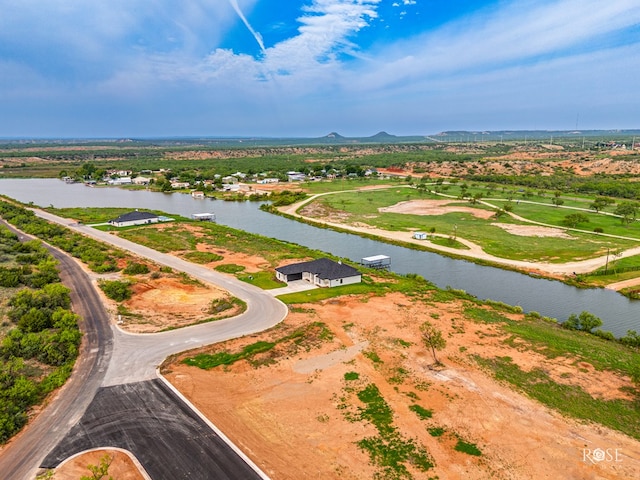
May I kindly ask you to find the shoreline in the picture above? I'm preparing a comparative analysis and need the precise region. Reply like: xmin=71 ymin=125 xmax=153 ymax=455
xmin=275 ymin=197 xmax=640 ymax=290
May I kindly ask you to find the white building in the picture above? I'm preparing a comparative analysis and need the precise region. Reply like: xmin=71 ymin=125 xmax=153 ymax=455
xmin=275 ymin=258 xmax=361 ymax=288
xmin=108 ymin=211 xmax=159 ymax=228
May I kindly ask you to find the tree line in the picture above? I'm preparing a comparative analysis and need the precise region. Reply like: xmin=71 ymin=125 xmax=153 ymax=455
xmin=0 ymin=225 xmax=81 ymax=443
xmin=466 ymin=172 xmax=640 ymax=200
xmin=0 ymin=201 xmax=123 ymax=273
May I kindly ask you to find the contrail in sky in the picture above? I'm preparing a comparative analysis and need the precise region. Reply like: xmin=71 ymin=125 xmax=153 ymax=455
xmin=228 ymin=0 xmax=265 ymax=52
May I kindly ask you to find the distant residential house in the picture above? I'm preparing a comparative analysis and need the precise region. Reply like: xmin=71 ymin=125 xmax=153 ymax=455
xmin=107 ymin=169 xmax=132 ymax=177
xmin=132 ymin=176 xmax=151 ymax=185
xmin=191 ymin=190 xmax=205 ymax=198
xmin=287 ymin=172 xmax=306 ymax=182
xmin=108 ymin=211 xmax=159 ymax=228
xmin=275 ymin=258 xmax=361 ymax=288
xmin=257 ymin=178 xmax=279 ymax=184
xmin=108 ymin=177 xmax=132 ymax=185
xmin=170 ymin=182 xmax=191 ymax=189
xmin=222 ymin=184 xmax=240 ymax=192
xmin=413 ymin=232 xmax=427 ymax=240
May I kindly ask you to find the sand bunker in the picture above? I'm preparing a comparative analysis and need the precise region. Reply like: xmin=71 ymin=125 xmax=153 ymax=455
xmin=379 ymin=199 xmax=494 ymax=219
xmin=492 ymin=223 xmax=572 ymax=238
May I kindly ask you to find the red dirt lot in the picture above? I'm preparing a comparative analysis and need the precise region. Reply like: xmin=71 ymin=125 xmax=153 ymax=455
xmin=163 ymin=292 xmax=640 ymax=480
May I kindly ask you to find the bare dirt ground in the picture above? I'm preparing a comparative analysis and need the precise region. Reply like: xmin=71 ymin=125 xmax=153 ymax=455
xmin=50 ymin=449 xmax=146 ymax=479
xmin=47 ymin=217 xmax=639 ymax=479
xmin=491 ymin=222 xmax=572 ymax=238
xmin=163 ymin=290 xmax=640 ymax=480
xmin=121 ymin=276 xmax=228 ymax=333
xmin=94 ymin=262 xmax=244 ymax=334
xmin=379 ymin=199 xmax=495 ymax=219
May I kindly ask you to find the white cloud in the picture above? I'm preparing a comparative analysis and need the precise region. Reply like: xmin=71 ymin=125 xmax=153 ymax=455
xmin=351 ymin=0 xmax=640 ymax=90
xmin=2 ymin=0 xmax=640 ymax=135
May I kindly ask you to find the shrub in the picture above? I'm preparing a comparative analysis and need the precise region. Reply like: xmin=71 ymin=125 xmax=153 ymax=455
xmin=454 ymin=439 xmax=482 ymax=456
xmin=427 ymin=427 xmax=445 ymax=437
xmin=123 ymin=262 xmax=149 ymax=275
xmin=409 ymin=404 xmax=433 ymax=420
xmin=99 ymin=280 xmax=132 ymax=301
xmin=593 ymin=329 xmax=615 ymax=341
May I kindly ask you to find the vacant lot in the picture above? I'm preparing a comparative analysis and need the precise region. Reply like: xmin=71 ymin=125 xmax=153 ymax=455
xmin=164 ymin=290 xmax=640 ymax=480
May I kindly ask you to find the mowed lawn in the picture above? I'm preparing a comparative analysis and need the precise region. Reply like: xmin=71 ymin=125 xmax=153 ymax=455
xmin=305 ymin=189 xmax=638 ymax=263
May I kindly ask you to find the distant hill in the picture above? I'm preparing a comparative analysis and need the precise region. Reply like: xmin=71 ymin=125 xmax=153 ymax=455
xmin=323 ymin=132 xmax=345 ymax=139
xmin=433 ymin=129 xmax=640 ymax=142
xmin=2 ymin=129 xmax=639 ymax=148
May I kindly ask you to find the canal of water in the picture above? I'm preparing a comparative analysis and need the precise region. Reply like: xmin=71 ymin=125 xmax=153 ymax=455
xmin=1 ymin=178 xmax=637 ymax=337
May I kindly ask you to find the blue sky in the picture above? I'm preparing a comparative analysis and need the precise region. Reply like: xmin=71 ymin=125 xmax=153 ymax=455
xmin=1 ymin=0 xmax=639 ymax=138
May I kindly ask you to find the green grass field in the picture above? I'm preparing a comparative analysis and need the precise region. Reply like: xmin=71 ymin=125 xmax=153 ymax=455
xmin=304 ymin=186 xmax=638 ymax=263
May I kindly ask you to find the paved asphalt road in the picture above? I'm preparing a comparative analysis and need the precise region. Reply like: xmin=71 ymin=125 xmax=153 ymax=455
xmin=0 ymin=220 xmax=114 ymax=480
xmin=42 ymin=379 xmax=262 ymax=480
xmin=0 ymin=211 xmax=288 ymax=479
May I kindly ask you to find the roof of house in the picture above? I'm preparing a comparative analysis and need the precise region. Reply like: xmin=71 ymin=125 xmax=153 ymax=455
xmin=110 ymin=211 xmax=158 ymax=223
xmin=276 ymin=258 xmax=360 ymax=280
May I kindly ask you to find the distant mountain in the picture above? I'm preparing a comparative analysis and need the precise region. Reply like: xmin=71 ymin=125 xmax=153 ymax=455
xmin=323 ymin=132 xmax=345 ymax=139
xmin=310 ymin=131 xmax=425 ymax=144
xmin=369 ymin=131 xmax=397 ymax=140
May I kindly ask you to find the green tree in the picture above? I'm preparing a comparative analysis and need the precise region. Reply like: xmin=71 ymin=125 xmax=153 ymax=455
xmin=562 ymin=311 xmax=603 ymax=333
xmin=420 ymin=321 xmax=446 ymax=365
xmin=469 ymin=192 xmax=483 ymax=205
xmin=562 ymin=213 xmax=589 ymax=228
xmin=590 ymin=197 xmax=609 ymax=212
xmin=614 ymin=201 xmax=638 ymax=225
xmin=80 ymin=454 xmax=115 ymax=480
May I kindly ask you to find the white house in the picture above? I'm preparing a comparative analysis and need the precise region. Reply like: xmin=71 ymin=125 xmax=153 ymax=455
xmin=413 ymin=232 xmax=428 ymax=240
xmin=275 ymin=258 xmax=361 ymax=288
xmin=108 ymin=211 xmax=159 ymax=228
xmin=108 ymin=177 xmax=132 ymax=185
xmin=132 ymin=176 xmax=151 ymax=185
xmin=287 ymin=172 xmax=306 ymax=182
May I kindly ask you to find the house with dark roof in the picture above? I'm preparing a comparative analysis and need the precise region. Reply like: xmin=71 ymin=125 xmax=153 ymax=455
xmin=108 ymin=211 xmax=159 ymax=228
xmin=275 ymin=258 xmax=361 ymax=288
